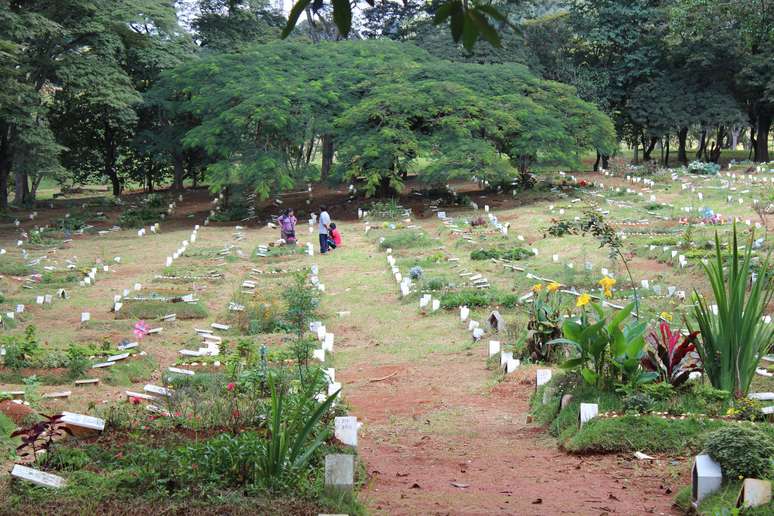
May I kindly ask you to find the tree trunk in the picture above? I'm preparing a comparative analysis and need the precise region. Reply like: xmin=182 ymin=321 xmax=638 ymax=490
xmin=172 ymin=151 xmax=185 ymax=191
xmin=30 ymin=175 xmax=43 ymax=201
xmin=753 ymin=111 xmax=771 ymax=162
xmin=601 ymin=154 xmax=609 ymax=169
xmin=104 ymin=120 xmax=120 ymax=196
xmin=663 ymin=135 xmax=670 ymax=166
xmin=632 ymin=141 xmax=639 ymax=162
xmin=696 ymin=128 xmax=707 ymax=160
xmin=320 ymin=134 xmax=334 ymax=180
xmin=677 ymin=127 xmax=688 ymax=164
xmin=642 ymin=136 xmax=658 ymax=161
xmin=14 ymin=171 xmax=27 ymax=206
xmin=731 ymin=126 xmax=741 ymax=150
xmin=593 ymin=151 xmax=601 ymax=172
xmin=0 ymin=122 xmax=11 ymax=211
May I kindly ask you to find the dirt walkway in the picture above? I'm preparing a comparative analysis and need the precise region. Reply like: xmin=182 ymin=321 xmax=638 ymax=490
xmin=319 ymin=224 xmax=681 ymax=516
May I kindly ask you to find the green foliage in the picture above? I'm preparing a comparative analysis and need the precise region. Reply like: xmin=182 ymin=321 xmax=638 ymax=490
xmin=551 ymin=302 xmax=656 ymax=389
xmin=704 ymin=426 xmax=774 ymax=480
xmin=622 ymin=392 xmax=654 ymax=414
xmin=115 ymin=300 xmax=208 ymax=320
xmin=156 ymin=40 xmax=614 ymax=197
xmin=378 ymin=231 xmax=434 ymax=250
xmin=470 ymin=247 xmax=533 ymax=261
xmin=566 ymin=414 xmax=727 ymax=454
xmin=1 ymin=325 xmax=40 ymax=370
xmin=282 ymin=271 xmax=320 ymax=338
xmin=686 ymin=161 xmax=721 ymax=175
xmin=689 ymin=225 xmax=774 ymax=397
xmin=439 ymin=289 xmax=520 ymax=310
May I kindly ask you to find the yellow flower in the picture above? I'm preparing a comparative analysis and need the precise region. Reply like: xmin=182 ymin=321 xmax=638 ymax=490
xmin=576 ymin=293 xmax=591 ymax=307
xmin=547 ymin=282 xmax=561 ymax=293
xmin=598 ymin=276 xmax=616 ymax=297
xmin=532 ymin=283 xmax=543 ymax=293
xmin=660 ymin=311 xmax=673 ymax=322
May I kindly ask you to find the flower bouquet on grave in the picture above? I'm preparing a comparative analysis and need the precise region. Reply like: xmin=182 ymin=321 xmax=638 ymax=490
xmin=133 ymin=320 xmax=150 ymax=340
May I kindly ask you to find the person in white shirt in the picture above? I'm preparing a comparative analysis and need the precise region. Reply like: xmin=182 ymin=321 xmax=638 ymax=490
xmin=318 ymin=205 xmax=331 ymax=254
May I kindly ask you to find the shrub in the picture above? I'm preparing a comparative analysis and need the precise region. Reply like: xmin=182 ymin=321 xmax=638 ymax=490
xmin=622 ymin=392 xmax=654 ymax=414
xmin=470 ymin=247 xmax=533 ymax=261
xmin=687 ymin=160 xmax=720 ymax=175
xmin=379 ymin=231 xmax=433 ymax=250
xmin=409 ymin=266 xmax=423 ymax=280
xmin=704 ymin=426 xmax=774 ymax=479
xmin=640 ymin=321 xmax=702 ymax=387
xmin=689 ymin=225 xmax=773 ymax=397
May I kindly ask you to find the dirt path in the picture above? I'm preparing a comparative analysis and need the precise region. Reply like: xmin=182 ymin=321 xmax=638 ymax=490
xmin=319 ymin=224 xmax=681 ymax=516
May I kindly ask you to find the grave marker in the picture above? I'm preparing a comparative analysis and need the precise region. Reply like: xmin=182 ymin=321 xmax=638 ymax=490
xmin=536 ymin=369 xmax=552 ymax=388
xmin=11 ymin=465 xmax=65 ymax=489
xmin=578 ymin=403 xmax=598 ymax=427
xmin=324 ymin=454 xmax=354 ymax=494
xmin=334 ymin=416 xmax=359 ymax=447
xmin=692 ymin=454 xmax=723 ymax=505
xmin=488 ymin=340 xmax=500 ymax=357
xmin=736 ymin=479 xmax=771 ymax=509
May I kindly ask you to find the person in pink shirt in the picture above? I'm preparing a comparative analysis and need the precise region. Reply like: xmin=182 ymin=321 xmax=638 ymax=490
xmin=328 ymin=222 xmax=342 ymax=249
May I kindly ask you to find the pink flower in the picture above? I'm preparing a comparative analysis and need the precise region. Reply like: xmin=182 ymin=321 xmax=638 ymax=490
xmin=129 ymin=396 xmax=142 ymax=405
xmin=133 ymin=320 xmax=150 ymax=339
xmin=232 ymin=409 xmax=240 ymax=418
xmin=226 ymin=383 xmax=235 ymax=391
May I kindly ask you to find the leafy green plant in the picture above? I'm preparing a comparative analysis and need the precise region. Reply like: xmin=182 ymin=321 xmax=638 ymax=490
xmin=622 ymin=392 xmax=654 ymax=414
xmin=525 ymin=284 xmax=564 ymax=361
xmin=640 ymin=321 xmax=702 ymax=387
xmin=259 ymin=372 xmax=339 ymax=487
xmin=551 ymin=302 xmax=656 ymax=389
xmin=688 ymin=225 xmax=773 ymax=397
xmin=704 ymin=426 xmax=774 ymax=479
xmin=283 ymin=271 xmax=320 ymax=339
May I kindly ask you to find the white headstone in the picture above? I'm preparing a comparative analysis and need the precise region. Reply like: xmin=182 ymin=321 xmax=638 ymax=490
xmin=692 ymin=454 xmax=723 ymax=504
xmin=11 ymin=465 xmax=65 ymax=489
xmin=578 ymin=403 xmax=599 ymax=427
xmin=334 ymin=416 xmax=359 ymax=447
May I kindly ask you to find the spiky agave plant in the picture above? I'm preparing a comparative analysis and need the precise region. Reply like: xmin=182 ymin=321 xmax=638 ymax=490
xmin=689 ymin=224 xmax=773 ymax=398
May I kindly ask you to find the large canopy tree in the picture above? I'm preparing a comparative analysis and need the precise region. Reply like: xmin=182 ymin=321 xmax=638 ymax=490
xmin=154 ymin=40 xmax=616 ymax=197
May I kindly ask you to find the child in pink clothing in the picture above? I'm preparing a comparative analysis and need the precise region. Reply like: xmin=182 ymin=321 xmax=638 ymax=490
xmin=328 ymin=222 xmax=342 ymax=249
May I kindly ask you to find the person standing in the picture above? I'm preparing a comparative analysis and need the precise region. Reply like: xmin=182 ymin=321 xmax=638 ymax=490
xmin=318 ymin=205 xmax=331 ymax=254
xmin=278 ymin=208 xmax=297 ymax=245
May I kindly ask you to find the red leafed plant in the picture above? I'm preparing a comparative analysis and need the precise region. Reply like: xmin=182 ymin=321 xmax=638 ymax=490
xmin=641 ymin=321 xmax=702 ymax=386
xmin=11 ymin=413 xmax=73 ymax=457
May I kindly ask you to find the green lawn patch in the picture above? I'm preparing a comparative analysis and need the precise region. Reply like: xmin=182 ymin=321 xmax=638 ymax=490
xmin=114 ymin=300 xmax=208 ymax=320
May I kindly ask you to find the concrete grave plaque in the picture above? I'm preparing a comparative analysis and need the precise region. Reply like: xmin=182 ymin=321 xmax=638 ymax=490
xmin=488 ymin=310 xmax=505 ymax=332
xmin=334 ymin=416 xmax=359 ymax=447
xmin=107 ymin=353 xmax=129 ymax=362
xmin=692 ymin=454 xmax=723 ymax=505
xmin=460 ymin=306 xmax=469 ymax=322
xmin=323 ymin=333 xmax=335 ymax=352
xmin=11 ymin=465 xmax=65 ymax=489
xmin=736 ymin=479 xmax=771 ymax=509
xmin=144 ymin=384 xmax=172 ymax=397
xmin=92 ymin=361 xmax=115 ymax=369
xmin=500 ymin=351 xmax=512 ymax=368
xmin=578 ymin=403 xmax=598 ymax=427
xmin=313 ymin=348 xmax=325 ymax=362
xmin=80 ymin=312 xmax=90 ymax=323
xmin=211 ymin=322 xmax=230 ymax=331
xmin=74 ymin=379 xmax=99 ymax=386
xmin=505 ymin=357 xmax=520 ymax=373
xmin=61 ymin=411 xmax=105 ymax=432
xmin=42 ymin=390 xmax=71 ymax=399
xmin=536 ymin=369 xmax=552 ymax=388
xmin=488 ymin=340 xmax=500 ymax=357
xmin=324 ymin=454 xmax=354 ymax=494
xmin=167 ymin=367 xmax=195 ymax=376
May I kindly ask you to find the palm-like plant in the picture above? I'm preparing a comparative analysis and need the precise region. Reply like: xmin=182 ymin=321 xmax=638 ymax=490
xmin=689 ymin=225 xmax=773 ymax=398
xmin=259 ymin=371 xmax=339 ymax=486
xmin=640 ymin=321 xmax=701 ymax=386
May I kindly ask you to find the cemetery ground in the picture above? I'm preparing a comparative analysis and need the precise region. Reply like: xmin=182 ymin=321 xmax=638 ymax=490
xmin=0 ymin=164 xmax=773 ymax=514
